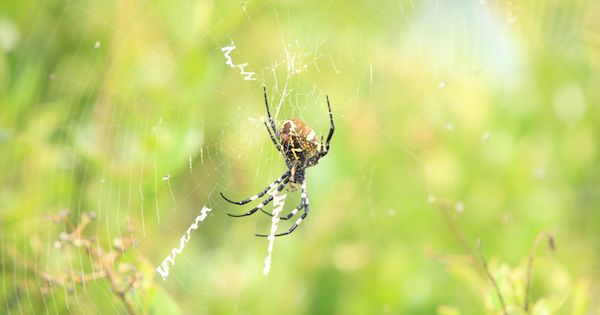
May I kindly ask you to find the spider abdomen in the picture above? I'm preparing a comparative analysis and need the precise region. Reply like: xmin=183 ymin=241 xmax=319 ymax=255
xmin=279 ymin=119 xmax=319 ymax=163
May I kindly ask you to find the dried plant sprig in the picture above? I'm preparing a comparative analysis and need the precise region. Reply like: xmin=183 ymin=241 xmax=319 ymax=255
xmin=477 ymin=238 xmax=508 ymax=315
xmin=524 ymin=232 xmax=555 ymax=312
xmin=42 ymin=211 xmax=143 ymax=314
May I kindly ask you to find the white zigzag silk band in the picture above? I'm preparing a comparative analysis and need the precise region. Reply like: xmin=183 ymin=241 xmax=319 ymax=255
xmin=156 ymin=206 xmax=212 ymax=281
xmin=263 ymin=187 xmax=287 ymax=275
xmin=221 ymin=42 xmax=256 ymax=81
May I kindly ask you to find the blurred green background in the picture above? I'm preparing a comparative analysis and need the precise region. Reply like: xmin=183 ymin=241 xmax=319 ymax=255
xmin=1 ymin=0 xmax=599 ymax=314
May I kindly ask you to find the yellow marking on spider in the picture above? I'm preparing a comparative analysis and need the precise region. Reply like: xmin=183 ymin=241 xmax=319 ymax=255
xmin=290 ymin=140 xmax=300 ymax=160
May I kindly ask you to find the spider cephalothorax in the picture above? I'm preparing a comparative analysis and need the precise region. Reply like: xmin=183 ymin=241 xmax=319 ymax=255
xmin=220 ymin=87 xmax=334 ymax=237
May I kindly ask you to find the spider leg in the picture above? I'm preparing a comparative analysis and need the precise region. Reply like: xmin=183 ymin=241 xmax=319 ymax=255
xmin=286 ymin=181 xmax=299 ymax=192
xmin=227 ymin=176 xmax=290 ymax=217
xmin=264 ymin=86 xmax=279 ymax=140
xmin=220 ymin=170 xmax=290 ymax=205
xmin=260 ymin=197 xmax=304 ymax=219
xmin=320 ymin=95 xmax=335 ymax=157
xmin=263 ymin=87 xmax=289 ymax=160
xmin=280 ymin=203 xmax=305 ymax=220
xmin=264 ymin=121 xmax=284 ymax=155
xmin=256 ymin=178 xmax=309 ymax=237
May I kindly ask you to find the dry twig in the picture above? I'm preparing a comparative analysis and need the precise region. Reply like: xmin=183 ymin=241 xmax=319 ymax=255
xmin=524 ymin=232 xmax=555 ymax=312
xmin=477 ymin=238 xmax=508 ymax=315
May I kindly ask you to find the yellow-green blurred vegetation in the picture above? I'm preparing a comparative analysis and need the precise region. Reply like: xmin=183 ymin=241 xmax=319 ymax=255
xmin=1 ymin=0 xmax=599 ymax=314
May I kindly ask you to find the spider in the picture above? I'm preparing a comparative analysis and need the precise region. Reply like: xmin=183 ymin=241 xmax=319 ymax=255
xmin=220 ymin=87 xmax=334 ymax=237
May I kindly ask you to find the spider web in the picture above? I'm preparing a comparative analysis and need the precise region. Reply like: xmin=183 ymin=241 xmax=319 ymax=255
xmin=1 ymin=0 xmax=599 ymax=314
